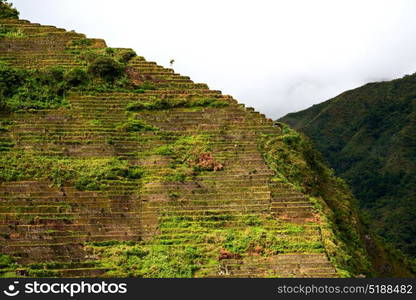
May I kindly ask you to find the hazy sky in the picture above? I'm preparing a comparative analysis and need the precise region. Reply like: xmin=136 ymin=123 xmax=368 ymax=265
xmin=11 ymin=0 xmax=416 ymax=119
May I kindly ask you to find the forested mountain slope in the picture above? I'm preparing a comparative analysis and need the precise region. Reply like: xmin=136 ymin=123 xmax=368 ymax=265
xmin=280 ymin=73 xmax=416 ymax=262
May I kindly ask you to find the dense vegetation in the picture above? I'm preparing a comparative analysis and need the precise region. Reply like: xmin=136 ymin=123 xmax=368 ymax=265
xmin=0 ymin=49 xmax=141 ymax=112
xmin=0 ymin=25 xmax=24 ymax=38
xmin=0 ymin=152 xmax=145 ymax=191
xmin=0 ymin=0 xmax=19 ymax=19
xmin=279 ymin=73 xmax=416 ymax=263
xmin=0 ymin=65 xmax=71 ymax=111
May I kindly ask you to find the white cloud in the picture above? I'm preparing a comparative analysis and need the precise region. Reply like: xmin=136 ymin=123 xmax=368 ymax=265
xmin=11 ymin=0 xmax=416 ymax=118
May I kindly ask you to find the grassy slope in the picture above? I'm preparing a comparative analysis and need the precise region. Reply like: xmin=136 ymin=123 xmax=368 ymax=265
xmin=279 ymin=73 xmax=416 ymax=264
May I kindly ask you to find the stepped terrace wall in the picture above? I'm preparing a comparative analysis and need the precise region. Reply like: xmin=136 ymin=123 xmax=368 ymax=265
xmin=0 ymin=18 xmax=366 ymax=278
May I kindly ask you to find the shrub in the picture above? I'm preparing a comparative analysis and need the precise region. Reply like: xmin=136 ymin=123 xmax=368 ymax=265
xmin=126 ymin=102 xmax=148 ymax=111
xmin=165 ymin=170 xmax=188 ymax=182
xmin=43 ymin=66 xmax=65 ymax=83
xmin=0 ymin=64 xmax=25 ymax=98
xmin=64 ymin=68 xmax=89 ymax=86
xmin=116 ymin=119 xmax=158 ymax=132
xmin=87 ymin=56 xmax=124 ymax=83
xmin=0 ymin=65 xmax=69 ymax=111
xmin=79 ymin=50 xmax=101 ymax=63
xmin=74 ymin=163 xmax=145 ymax=190
xmin=243 ymin=215 xmax=262 ymax=226
xmin=0 ymin=254 xmax=14 ymax=268
xmin=0 ymin=0 xmax=19 ymax=19
xmin=0 ymin=25 xmax=24 ymax=38
xmin=74 ymin=176 xmax=101 ymax=191
xmin=141 ymin=82 xmax=156 ymax=90
xmin=127 ymin=167 xmax=145 ymax=179
xmin=207 ymin=100 xmax=229 ymax=108
xmin=105 ymin=47 xmax=115 ymax=55
xmin=154 ymin=145 xmax=173 ymax=156
xmin=116 ymin=49 xmax=137 ymax=63
xmin=71 ymin=38 xmax=92 ymax=47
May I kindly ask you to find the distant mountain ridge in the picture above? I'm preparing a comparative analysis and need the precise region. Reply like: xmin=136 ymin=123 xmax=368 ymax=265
xmin=279 ymin=73 xmax=416 ymax=260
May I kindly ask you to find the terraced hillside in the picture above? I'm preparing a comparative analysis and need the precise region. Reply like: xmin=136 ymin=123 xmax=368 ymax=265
xmin=0 ymin=16 xmax=411 ymax=278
